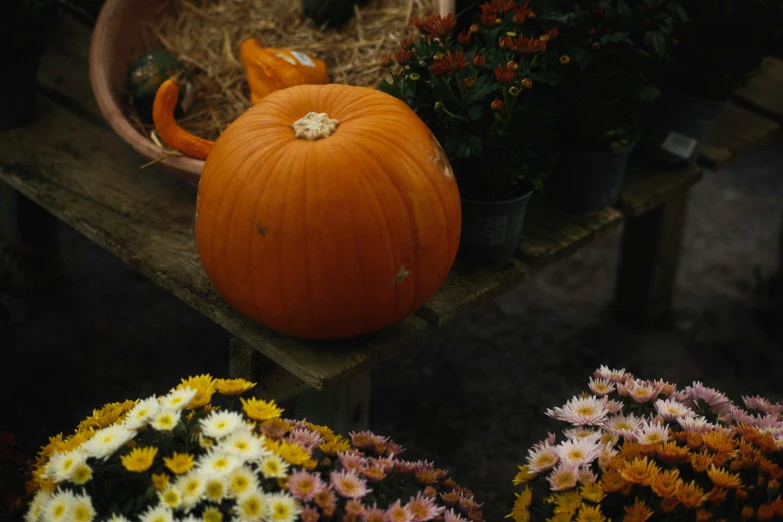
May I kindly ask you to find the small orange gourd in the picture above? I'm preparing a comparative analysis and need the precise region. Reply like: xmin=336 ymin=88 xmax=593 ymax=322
xmin=239 ymin=39 xmax=329 ymax=104
xmin=195 ymin=84 xmax=462 ymax=340
xmin=152 ymin=77 xmax=214 ymax=159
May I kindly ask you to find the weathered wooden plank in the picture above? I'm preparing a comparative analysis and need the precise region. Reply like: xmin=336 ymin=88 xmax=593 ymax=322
xmin=229 ymin=338 xmax=308 ymax=402
xmin=516 ymin=197 xmax=623 ymax=270
xmin=700 ymin=104 xmax=780 ymax=170
xmin=733 ymin=57 xmax=783 ymax=123
xmin=0 ymin=97 xmax=430 ymax=390
xmin=415 ymin=258 xmax=526 ymax=326
xmin=293 ymin=371 xmax=371 ymax=436
xmin=616 ymin=160 xmax=703 ymax=220
xmin=614 ymin=188 xmax=690 ymax=325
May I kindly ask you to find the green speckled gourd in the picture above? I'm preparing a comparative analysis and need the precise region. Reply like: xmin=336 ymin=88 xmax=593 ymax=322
xmin=127 ymin=52 xmax=190 ymax=121
xmin=301 ymin=0 xmax=360 ymax=28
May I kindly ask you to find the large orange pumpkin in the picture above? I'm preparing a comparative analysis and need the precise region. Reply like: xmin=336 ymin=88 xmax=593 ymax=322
xmin=195 ymin=84 xmax=462 ymax=340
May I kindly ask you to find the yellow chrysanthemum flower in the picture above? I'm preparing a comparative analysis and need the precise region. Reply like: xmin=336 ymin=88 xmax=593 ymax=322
xmin=178 ymin=375 xmax=216 ymax=409
xmin=302 ymin=422 xmax=337 ymax=443
xmin=214 ymin=378 xmax=257 ymax=396
xmin=301 ymin=458 xmax=318 ymax=471
xmin=151 ymin=473 xmax=170 ymax=491
xmin=318 ymin=438 xmax=352 ymax=457
xmin=506 ymin=487 xmax=532 ymax=522
xmin=580 ymin=483 xmax=605 ymax=504
xmin=553 ymin=491 xmax=582 ymax=515
xmin=623 ymin=497 xmax=654 ymax=522
xmin=121 ymin=446 xmax=158 ymax=472
xmin=513 ymin=465 xmax=538 ymax=486
xmin=575 ymin=503 xmax=605 ymax=522
xmin=277 ymin=442 xmax=310 ymax=465
xmin=241 ymin=397 xmax=284 ymax=421
xmin=164 ymin=452 xmax=195 ymax=475
xmin=545 ymin=514 xmax=572 ymax=522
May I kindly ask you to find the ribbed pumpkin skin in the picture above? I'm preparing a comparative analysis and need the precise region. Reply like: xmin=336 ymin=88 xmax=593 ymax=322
xmin=195 ymin=84 xmax=461 ymax=340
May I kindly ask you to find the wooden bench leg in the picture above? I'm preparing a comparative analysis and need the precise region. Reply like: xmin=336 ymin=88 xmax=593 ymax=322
xmin=614 ymin=187 xmax=691 ymax=325
xmin=229 ymin=338 xmax=371 ymax=435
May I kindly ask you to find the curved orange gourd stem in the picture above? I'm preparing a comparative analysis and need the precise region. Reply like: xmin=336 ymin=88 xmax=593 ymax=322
xmin=152 ymin=77 xmax=215 ymax=160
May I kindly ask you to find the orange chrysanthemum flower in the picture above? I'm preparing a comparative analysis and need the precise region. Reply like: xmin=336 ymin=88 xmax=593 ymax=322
xmin=758 ymin=504 xmax=775 ymax=520
xmin=696 ymin=509 xmax=712 ymax=522
xmin=599 ymin=468 xmax=627 ymax=493
xmin=707 ymin=464 xmax=744 ymax=489
xmin=618 ymin=456 xmax=659 ymax=486
xmin=772 ymin=495 xmax=783 ymax=515
xmin=650 ymin=468 xmax=681 ymax=498
xmin=759 ymin=456 xmax=783 ymax=480
xmin=657 ymin=441 xmax=691 ymax=464
xmin=708 ymin=486 xmax=727 ymax=504
xmin=687 ymin=432 xmax=704 ymax=449
xmin=742 ymin=506 xmax=756 ymax=519
xmin=660 ymin=495 xmax=680 ymax=513
xmin=623 ymin=497 xmax=653 ymax=522
xmin=691 ymin=450 xmax=714 ymax=472
xmin=736 ymin=488 xmax=749 ymax=500
xmin=702 ymin=431 xmax=738 ymax=454
xmin=677 ymin=480 xmax=708 ymax=509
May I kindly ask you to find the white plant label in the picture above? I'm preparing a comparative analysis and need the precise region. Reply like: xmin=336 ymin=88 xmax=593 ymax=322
xmin=661 ymin=131 xmax=698 ymax=160
xmin=291 ymin=51 xmax=316 ymax=68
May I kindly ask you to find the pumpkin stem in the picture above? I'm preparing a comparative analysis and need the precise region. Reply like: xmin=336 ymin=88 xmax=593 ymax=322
xmin=292 ymin=112 xmax=340 ymax=140
xmin=153 ymin=77 xmax=215 ymax=160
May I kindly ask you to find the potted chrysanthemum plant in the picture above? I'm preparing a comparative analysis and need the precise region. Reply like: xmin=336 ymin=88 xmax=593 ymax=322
xmin=508 ymin=365 xmax=783 ymax=522
xmin=377 ymin=5 xmax=561 ymax=264
xmin=24 ymin=374 xmax=485 ymax=522
xmin=640 ymin=0 xmax=783 ymax=165
xmin=530 ymin=0 xmax=687 ymax=213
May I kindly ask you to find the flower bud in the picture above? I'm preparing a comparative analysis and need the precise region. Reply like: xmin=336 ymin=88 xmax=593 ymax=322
xmin=396 ymin=49 xmax=412 ymax=65
xmin=400 ymin=37 xmax=415 ymax=50
xmin=507 ymin=60 xmax=518 ymax=70
xmin=434 ymin=101 xmax=444 ymax=112
xmin=508 ymin=86 xmax=520 ymax=96
xmin=521 ymin=77 xmax=533 ymax=89
xmin=491 ymin=99 xmax=503 ymax=111
xmin=462 ymin=77 xmax=476 ymax=89
xmin=559 ymin=55 xmax=571 ymax=65
xmin=380 ymin=55 xmax=393 ymax=67
xmin=409 ymin=72 xmax=421 ymax=81
xmin=470 ymin=23 xmax=480 ymax=33
xmin=472 ymin=54 xmax=487 ymax=67
xmin=539 ymin=34 xmax=550 ymax=42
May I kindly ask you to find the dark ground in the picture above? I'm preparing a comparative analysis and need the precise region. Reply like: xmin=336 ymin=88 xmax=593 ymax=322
xmin=2 ymin=136 xmax=782 ymax=521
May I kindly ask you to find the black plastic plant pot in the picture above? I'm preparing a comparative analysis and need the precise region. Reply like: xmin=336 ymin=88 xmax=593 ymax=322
xmin=0 ymin=61 xmax=39 ymax=132
xmin=549 ymin=143 xmax=636 ymax=214
xmin=639 ymin=90 xmax=727 ymax=166
xmin=457 ymin=188 xmax=534 ymax=264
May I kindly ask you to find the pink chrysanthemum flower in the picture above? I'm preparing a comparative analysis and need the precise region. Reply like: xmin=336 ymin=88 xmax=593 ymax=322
xmin=394 ymin=460 xmax=418 ymax=473
xmin=526 ymin=442 xmax=559 ymax=473
xmin=383 ymin=440 xmax=405 ymax=458
xmin=457 ymin=494 xmax=482 ymax=514
xmin=727 ymin=405 xmax=758 ymax=425
xmin=595 ymin=365 xmax=630 ymax=383
xmin=362 ymin=465 xmax=389 ymax=482
xmin=603 ymin=413 xmax=643 ymax=440
xmin=627 ymin=380 xmax=659 ymax=403
xmin=684 ymin=381 xmax=733 ymax=415
xmin=655 ymin=398 xmax=696 ymax=421
xmin=677 ymin=415 xmax=717 ymax=433
xmin=443 ymin=508 xmax=470 ymax=522
xmin=617 ymin=383 xmax=630 ymax=397
xmin=556 ymin=438 xmax=600 ymax=467
xmin=369 ymin=456 xmax=395 ymax=473
xmin=362 ymin=505 xmax=387 ymax=522
xmin=563 ymin=427 xmax=602 ymax=444
xmin=387 ymin=500 xmax=414 ymax=522
xmin=652 ymin=379 xmax=677 ymax=397
xmin=752 ymin=415 xmax=783 ymax=436
xmin=345 ymin=500 xmax=366 ymax=516
xmin=545 ymin=395 xmax=609 ymax=426
xmin=330 ymin=469 xmax=370 ymax=499
xmin=743 ymin=395 xmax=783 ymax=416
xmin=408 ymin=491 xmax=445 ymax=522
xmin=588 ymin=377 xmax=616 ymax=397
xmin=606 ymin=399 xmax=624 ymax=414
xmin=287 ymin=428 xmax=324 ymax=453
xmin=287 ymin=470 xmax=325 ymax=501
xmin=598 ymin=444 xmax=618 ymax=471
xmin=300 ymin=506 xmax=320 ymax=522
xmin=350 ymin=431 xmax=390 ymax=456
xmin=637 ymin=420 xmax=670 ymax=445
xmin=578 ymin=466 xmax=597 ymax=485
xmin=546 ymin=463 xmax=579 ymax=491
xmin=338 ymin=451 xmax=368 ymax=473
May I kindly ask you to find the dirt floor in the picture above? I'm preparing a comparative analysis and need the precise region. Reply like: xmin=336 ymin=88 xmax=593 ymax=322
xmin=2 ymin=135 xmax=782 ymax=521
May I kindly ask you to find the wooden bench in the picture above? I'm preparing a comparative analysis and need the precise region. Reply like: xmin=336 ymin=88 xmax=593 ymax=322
xmin=1 ymin=16 xmax=781 ymax=434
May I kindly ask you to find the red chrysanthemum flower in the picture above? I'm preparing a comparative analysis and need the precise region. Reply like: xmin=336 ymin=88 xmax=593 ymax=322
xmin=431 ymin=50 xmax=469 ymax=76
xmin=412 ymin=13 xmax=457 ymax=39
xmin=494 ymin=64 xmax=516 ymax=84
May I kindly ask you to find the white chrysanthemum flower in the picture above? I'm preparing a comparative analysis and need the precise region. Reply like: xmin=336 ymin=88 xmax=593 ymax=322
xmin=81 ymin=425 xmax=136 ymax=460
xmin=234 ymin=489 xmax=268 ymax=522
xmin=105 ymin=514 xmax=131 ymax=522
xmin=637 ymin=420 xmax=670 ymax=445
xmin=655 ymin=398 xmax=696 ymax=421
xmin=677 ymin=415 xmax=717 ymax=433
xmin=594 ymin=365 xmax=630 ymax=383
xmin=179 ymin=517 xmax=200 ymax=522
xmin=546 ymin=463 xmax=579 ymax=492
xmin=598 ymin=443 xmax=618 ymax=471
xmin=176 ymin=470 xmax=208 ymax=511
xmin=588 ymin=377 xmax=616 ymax=397
xmin=220 ymin=428 xmax=269 ymax=462
xmin=267 ymin=492 xmax=302 ymax=522
xmin=197 ymin=450 xmax=241 ymax=478
xmin=545 ymin=395 xmax=610 ymax=426
xmin=259 ymin=454 xmax=289 ymax=479
xmin=159 ymin=387 xmax=198 ymax=411
xmin=43 ymin=448 xmax=88 ymax=483
xmin=204 ymin=475 xmax=229 ymax=503
xmin=25 ymin=490 xmax=52 ymax=522
xmin=158 ymin=487 xmax=182 ymax=510
xmin=578 ymin=466 xmax=597 ymax=485
xmin=150 ymin=409 xmax=181 ymax=432
xmin=137 ymin=505 xmax=174 ymax=522
xmin=556 ymin=438 xmax=600 ymax=467
xmin=122 ymin=397 xmax=160 ymax=430
xmin=563 ymin=427 xmax=602 ymax=444
xmin=525 ymin=443 xmax=559 ymax=473
xmin=42 ymin=490 xmax=76 ymax=522
xmin=200 ymin=411 xmax=247 ymax=440
xmin=69 ymin=493 xmax=95 ymax=522
xmin=228 ymin=465 xmax=261 ymax=498
xmin=602 ymin=413 xmax=643 ymax=440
